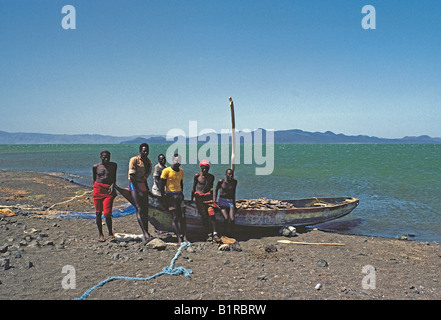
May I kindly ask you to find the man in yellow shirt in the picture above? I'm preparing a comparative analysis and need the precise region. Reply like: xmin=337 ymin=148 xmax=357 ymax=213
xmin=160 ymin=154 xmax=188 ymax=245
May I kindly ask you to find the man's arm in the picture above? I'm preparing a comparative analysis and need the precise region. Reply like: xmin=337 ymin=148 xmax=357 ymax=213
xmin=214 ymin=179 xmax=221 ymax=202
xmin=92 ymin=164 xmax=97 ymax=182
xmin=160 ymin=179 xmax=166 ymax=196
xmin=128 ymin=157 xmax=139 ymax=191
xmin=191 ymin=174 xmax=198 ymax=201
xmin=207 ymin=174 xmax=215 ymax=194
xmin=233 ymin=180 xmax=237 ymax=210
xmin=109 ymin=163 xmax=117 ymax=194
xmin=180 ymin=170 xmax=184 ymax=196
xmin=154 ymin=175 xmax=160 ymax=188
xmin=160 ymin=168 xmax=168 ymax=197
xmin=145 ymin=158 xmax=152 ymax=177
xmin=129 ymin=173 xmax=139 ymax=192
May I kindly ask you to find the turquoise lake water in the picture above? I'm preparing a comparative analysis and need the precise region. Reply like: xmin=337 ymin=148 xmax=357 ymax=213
xmin=1 ymin=144 xmax=440 ymax=242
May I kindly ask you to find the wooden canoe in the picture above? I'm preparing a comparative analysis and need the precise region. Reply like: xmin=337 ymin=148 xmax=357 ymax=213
xmin=116 ymin=186 xmax=358 ymax=233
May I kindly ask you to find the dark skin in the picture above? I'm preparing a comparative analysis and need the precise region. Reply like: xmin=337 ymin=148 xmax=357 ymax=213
xmin=130 ymin=145 xmax=151 ymax=241
xmin=191 ymin=165 xmax=215 ymax=199
xmin=92 ymin=151 xmax=117 ymax=242
xmin=160 ymin=157 xmax=187 ymax=245
xmin=191 ymin=165 xmax=217 ymax=236
xmin=154 ymin=154 xmax=167 ymax=194
xmin=214 ymin=169 xmax=237 ymax=229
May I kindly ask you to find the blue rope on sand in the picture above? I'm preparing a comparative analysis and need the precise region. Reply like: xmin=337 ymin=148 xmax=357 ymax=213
xmin=73 ymin=241 xmax=192 ymax=300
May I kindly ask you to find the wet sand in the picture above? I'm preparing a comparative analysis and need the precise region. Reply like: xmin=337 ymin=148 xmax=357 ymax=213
xmin=1 ymin=170 xmax=440 ymax=302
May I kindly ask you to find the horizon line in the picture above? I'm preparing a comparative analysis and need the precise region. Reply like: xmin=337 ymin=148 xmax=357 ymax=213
xmin=1 ymin=129 xmax=440 ymax=141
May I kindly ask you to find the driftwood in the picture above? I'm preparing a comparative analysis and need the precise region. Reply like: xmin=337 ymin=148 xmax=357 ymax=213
xmin=277 ymin=240 xmax=345 ymax=246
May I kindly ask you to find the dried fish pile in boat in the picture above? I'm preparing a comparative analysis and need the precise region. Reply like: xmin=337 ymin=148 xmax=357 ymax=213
xmin=236 ymin=198 xmax=296 ymax=210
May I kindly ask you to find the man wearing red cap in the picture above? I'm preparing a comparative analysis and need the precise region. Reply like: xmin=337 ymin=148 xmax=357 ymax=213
xmin=191 ymin=159 xmax=220 ymax=243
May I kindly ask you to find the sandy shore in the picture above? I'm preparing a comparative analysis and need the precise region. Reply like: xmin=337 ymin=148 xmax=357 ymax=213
xmin=1 ymin=170 xmax=440 ymax=303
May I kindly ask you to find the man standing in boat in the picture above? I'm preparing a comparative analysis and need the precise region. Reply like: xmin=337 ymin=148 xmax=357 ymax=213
xmin=128 ymin=143 xmax=153 ymax=241
xmin=214 ymin=169 xmax=238 ymax=237
xmin=92 ymin=150 xmax=117 ymax=242
xmin=160 ymin=154 xmax=188 ymax=245
xmin=191 ymin=159 xmax=220 ymax=243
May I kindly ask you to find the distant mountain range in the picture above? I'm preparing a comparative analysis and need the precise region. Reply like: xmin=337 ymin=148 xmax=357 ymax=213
xmin=0 ymin=131 xmax=154 ymax=144
xmin=1 ymin=129 xmax=440 ymax=144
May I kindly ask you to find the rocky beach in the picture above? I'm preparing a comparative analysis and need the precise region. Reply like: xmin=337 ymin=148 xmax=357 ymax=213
xmin=1 ymin=170 xmax=440 ymax=302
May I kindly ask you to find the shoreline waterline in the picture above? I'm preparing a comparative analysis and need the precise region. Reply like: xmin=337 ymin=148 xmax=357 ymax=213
xmin=1 ymin=143 xmax=440 ymax=243
xmin=1 ymin=169 xmax=438 ymax=245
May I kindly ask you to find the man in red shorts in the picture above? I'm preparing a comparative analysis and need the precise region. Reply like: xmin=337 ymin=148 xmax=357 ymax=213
xmin=92 ymin=150 xmax=117 ymax=242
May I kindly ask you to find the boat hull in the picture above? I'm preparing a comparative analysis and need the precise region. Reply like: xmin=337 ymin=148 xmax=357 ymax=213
xmin=147 ymin=196 xmax=359 ymax=233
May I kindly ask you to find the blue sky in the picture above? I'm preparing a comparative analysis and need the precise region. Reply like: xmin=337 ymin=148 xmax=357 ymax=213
xmin=1 ymin=0 xmax=440 ymax=139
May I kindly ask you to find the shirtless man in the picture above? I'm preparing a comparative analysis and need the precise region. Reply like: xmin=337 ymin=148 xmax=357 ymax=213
xmin=214 ymin=169 xmax=238 ymax=237
xmin=160 ymin=154 xmax=188 ymax=245
xmin=191 ymin=160 xmax=219 ymax=243
xmin=92 ymin=150 xmax=117 ymax=242
xmin=128 ymin=143 xmax=153 ymax=241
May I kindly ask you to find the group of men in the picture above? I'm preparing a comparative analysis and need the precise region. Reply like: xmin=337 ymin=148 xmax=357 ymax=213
xmin=91 ymin=143 xmax=238 ymax=244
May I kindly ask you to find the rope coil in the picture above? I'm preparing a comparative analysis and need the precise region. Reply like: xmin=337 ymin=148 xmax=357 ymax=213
xmin=73 ymin=241 xmax=192 ymax=300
